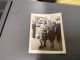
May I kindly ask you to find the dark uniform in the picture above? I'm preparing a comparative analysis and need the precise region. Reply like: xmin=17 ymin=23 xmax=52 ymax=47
xmin=32 ymin=23 xmax=36 ymax=38
xmin=56 ymin=23 xmax=61 ymax=41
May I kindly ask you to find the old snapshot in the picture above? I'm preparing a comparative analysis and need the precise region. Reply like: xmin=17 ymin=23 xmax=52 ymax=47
xmin=29 ymin=13 xmax=66 ymax=54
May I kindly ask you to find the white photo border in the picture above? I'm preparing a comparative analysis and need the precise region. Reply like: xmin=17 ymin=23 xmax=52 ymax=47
xmin=29 ymin=13 xmax=66 ymax=54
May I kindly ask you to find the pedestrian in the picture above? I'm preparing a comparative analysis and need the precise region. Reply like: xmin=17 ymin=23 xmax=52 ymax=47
xmin=48 ymin=21 xmax=56 ymax=48
xmin=56 ymin=23 xmax=61 ymax=42
xmin=39 ymin=20 xmax=48 ymax=49
xmin=32 ymin=21 xmax=36 ymax=38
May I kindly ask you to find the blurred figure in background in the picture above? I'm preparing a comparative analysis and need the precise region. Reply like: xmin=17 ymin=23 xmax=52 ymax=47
xmin=55 ymin=16 xmax=61 ymax=42
xmin=32 ymin=20 xmax=36 ymax=38
xmin=56 ymin=23 xmax=61 ymax=42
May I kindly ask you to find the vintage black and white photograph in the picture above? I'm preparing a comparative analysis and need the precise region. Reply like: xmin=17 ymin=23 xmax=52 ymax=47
xmin=29 ymin=13 xmax=66 ymax=54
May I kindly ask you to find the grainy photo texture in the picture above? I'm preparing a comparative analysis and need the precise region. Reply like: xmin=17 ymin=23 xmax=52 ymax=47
xmin=29 ymin=13 xmax=66 ymax=54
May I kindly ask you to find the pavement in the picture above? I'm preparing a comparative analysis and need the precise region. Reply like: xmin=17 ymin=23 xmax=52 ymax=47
xmin=31 ymin=37 xmax=63 ymax=51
